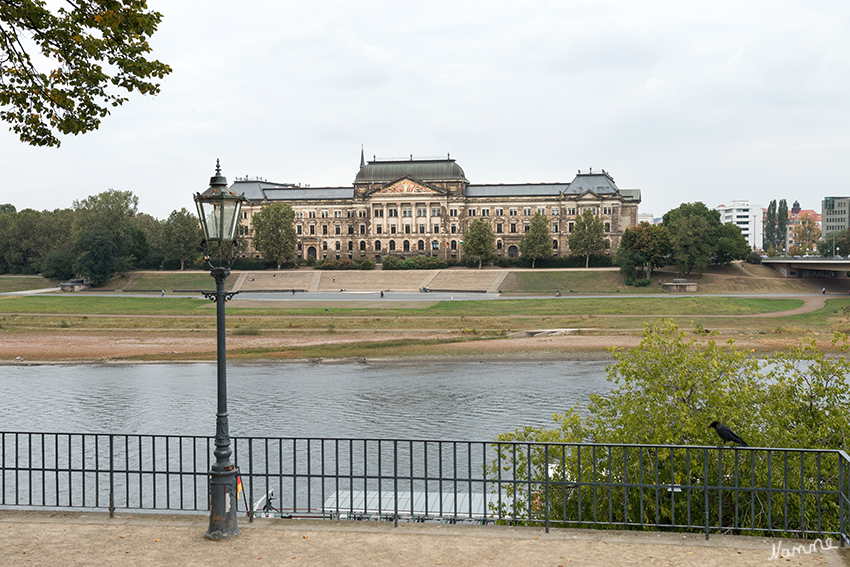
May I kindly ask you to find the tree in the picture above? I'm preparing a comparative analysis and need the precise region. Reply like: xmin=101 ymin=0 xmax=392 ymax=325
xmin=792 ymin=212 xmax=821 ymax=255
xmin=764 ymin=200 xmax=777 ymax=251
xmin=492 ymin=320 xmax=850 ymax=531
xmin=777 ymin=199 xmax=789 ymax=253
xmin=162 ymin=208 xmax=201 ymax=270
xmin=462 ymin=219 xmax=495 ymax=268
xmin=251 ymin=202 xmax=296 ymax=269
xmin=818 ymin=229 xmax=850 ymax=257
xmin=713 ymin=223 xmax=750 ymax=266
xmin=518 ymin=213 xmax=552 ymax=268
xmin=73 ymin=189 xmax=141 ymax=267
xmin=669 ymin=214 xmax=713 ymax=276
xmin=615 ymin=222 xmax=670 ymax=280
xmin=72 ymin=227 xmax=117 ymax=286
xmin=0 ymin=1 xmax=171 ymax=147
xmin=567 ymin=209 xmax=608 ymax=268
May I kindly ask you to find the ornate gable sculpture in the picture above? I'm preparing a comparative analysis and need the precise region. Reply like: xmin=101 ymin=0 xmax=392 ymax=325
xmin=374 ymin=178 xmax=441 ymax=195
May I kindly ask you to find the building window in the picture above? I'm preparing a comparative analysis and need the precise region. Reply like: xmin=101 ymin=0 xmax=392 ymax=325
xmin=510 ymin=223 xmax=517 ymax=233
xmin=553 ymin=239 xmax=558 ymax=249
xmin=496 ymin=240 xmax=502 ymax=250
xmin=359 ymin=210 xmax=367 ymax=218
xmin=374 ymin=209 xmax=384 ymax=218
xmin=335 ymin=225 xmax=341 ymax=235
xmin=402 ymin=208 xmax=412 ymax=217
xmin=309 ymin=225 xmax=316 ymax=235
xmin=334 ymin=210 xmax=342 ymax=218
xmin=451 ymin=224 xmax=457 ymax=234
xmin=451 ymin=240 xmax=457 ymax=250
xmin=481 ymin=208 xmax=489 ymax=217
xmin=376 ymin=225 xmax=383 ymax=235
xmin=296 ymin=211 xmax=303 ymax=219
xmin=308 ymin=211 xmax=316 ymax=219
xmin=496 ymin=223 xmax=503 ymax=233
xmin=360 ymin=224 xmax=366 ymax=235
xmin=603 ymin=206 xmax=612 ymax=215
xmin=335 ymin=241 xmax=341 ymax=251
xmin=322 ymin=225 xmax=328 ymax=235
xmin=404 ymin=225 xmax=411 ymax=234
xmin=418 ymin=240 xmax=425 ymax=251
xmin=552 ymin=222 xmax=559 ymax=233
xmin=322 ymin=241 xmax=328 ymax=250
xmin=568 ymin=222 xmax=574 ymax=232
xmin=523 ymin=207 xmax=532 ymax=216
xmin=538 ymin=207 xmax=546 ymax=215
xmin=347 ymin=241 xmax=353 ymax=251
xmin=389 ymin=240 xmax=396 ymax=251
xmin=524 ymin=222 xmax=530 ymax=232
xmin=417 ymin=208 xmax=427 ymax=217
xmin=388 ymin=209 xmax=398 ymax=217
xmin=551 ymin=207 xmax=559 ymax=215
xmin=567 ymin=208 xmax=576 ymax=215
xmin=509 ymin=208 xmax=517 ymax=216
xmin=296 ymin=225 xmax=302 ymax=235
xmin=297 ymin=241 xmax=302 ymax=250
xmin=495 ymin=208 xmax=503 ymax=216
xmin=375 ymin=240 xmax=381 ymax=251
xmin=321 ymin=210 xmax=329 ymax=219
xmin=432 ymin=208 xmax=441 ymax=217
xmin=348 ymin=225 xmax=354 ymax=235
xmin=390 ymin=225 xmax=397 ymax=234
xmin=604 ymin=222 xmax=611 ymax=232
xmin=469 ymin=209 xmax=476 ymax=217
xmin=450 ymin=209 xmax=458 ymax=217
xmin=419 ymin=224 xmax=426 ymax=233
xmin=433 ymin=224 xmax=440 ymax=233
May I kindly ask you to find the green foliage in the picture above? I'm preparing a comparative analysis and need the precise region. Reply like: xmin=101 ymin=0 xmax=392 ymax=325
xmin=72 ymin=227 xmax=118 ymax=286
xmin=520 ymin=213 xmax=553 ymax=268
xmin=669 ymin=214 xmax=713 ymax=276
xmin=251 ymin=202 xmax=297 ymax=269
xmin=567 ymin=210 xmax=608 ymax=268
xmin=380 ymin=255 xmax=448 ymax=270
xmin=40 ymin=245 xmax=75 ymax=280
xmin=777 ymin=199 xmax=789 ymax=252
xmin=713 ymin=223 xmax=750 ymax=266
xmin=746 ymin=251 xmax=762 ymax=264
xmin=792 ymin=212 xmax=821 ymax=255
xmin=463 ymin=219 xmax=495 ymax=268
xmin=0 ymin=0 xmax=172 ymax=147
xmin=357 ymin=258 xmax=376 ymax=270
xmin=381 ymin=256 xmax=402 ymax=270
xmin=616 ymin=222 xmax=670 ymax=279
xmin=493 ymin=320 xmax=850 ymax=535
xmin=764 ymin=200 xmax=778 ymax=251
xmin=162 ymin=208 xmax=202 ymax=270
xmin=818 ymin=228 xmax=850 ymax=257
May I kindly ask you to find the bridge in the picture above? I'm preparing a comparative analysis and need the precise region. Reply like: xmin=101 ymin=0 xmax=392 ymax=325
xmin=762 ymin=257 xmax=850 ymax=280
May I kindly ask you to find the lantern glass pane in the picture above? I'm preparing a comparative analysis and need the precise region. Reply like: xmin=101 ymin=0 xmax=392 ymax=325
xmin=201 ymin=200 xmax=222 ymax=241
xmin=218 ymin=200 xmax=240 ymax=242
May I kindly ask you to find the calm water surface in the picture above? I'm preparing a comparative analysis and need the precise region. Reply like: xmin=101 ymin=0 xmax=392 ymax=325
xmin=0 ymin=361 xmax=611 ymax=440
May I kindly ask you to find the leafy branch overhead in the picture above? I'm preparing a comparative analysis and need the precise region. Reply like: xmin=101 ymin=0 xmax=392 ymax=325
xmin=0 ymin=0 xmax=171 ymax=147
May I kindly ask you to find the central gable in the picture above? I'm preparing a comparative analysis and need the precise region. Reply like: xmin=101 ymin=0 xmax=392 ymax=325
xmin=375 ymin=178 xmax=440 ymax=195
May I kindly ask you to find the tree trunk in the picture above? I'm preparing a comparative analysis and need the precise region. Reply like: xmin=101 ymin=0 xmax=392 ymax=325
xmin=585 ymin=254 xmax=590 ymax=268
xmin=180 ymin=259 xmax=185 ymax=271
xmin=478 ymin=257 xmax=482 ymax=269
xmin=532 ymin=258 xmax=536 ymax=269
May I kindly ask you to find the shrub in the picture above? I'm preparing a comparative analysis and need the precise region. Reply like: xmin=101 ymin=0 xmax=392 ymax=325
xmin=381 ymin=256 xmax=402 ymax=270
xmin=357 ymin=258 xmax=375 ymax=270
xmin=747 ymin=251 xmax=762 ymax=264
xmin=633 ymin=278 xmax=651 ymax=287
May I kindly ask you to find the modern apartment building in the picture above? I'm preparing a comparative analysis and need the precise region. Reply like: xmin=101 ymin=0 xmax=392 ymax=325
xmin=716 ymin=200 xmax=763 ymax=250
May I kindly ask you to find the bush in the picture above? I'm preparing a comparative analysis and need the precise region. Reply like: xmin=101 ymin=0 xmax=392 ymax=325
xmin=633 ymin=278 xmax=651 ymax=287
xmin=381 ymin=256 xmax=402 ymax=270
xmin=231 ymin=257 xmax=282 ymax=270
xmin=747 ymin=251 xmax=762 ymax=264
xmin=357 ymin=258 xmax=375 ymax=270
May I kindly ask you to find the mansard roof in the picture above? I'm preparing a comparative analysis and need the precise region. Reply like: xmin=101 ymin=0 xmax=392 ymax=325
xmin=355 ymin=157 xmax=468 ymax=184
xmin=232 ymin=179 xmax=353 ymax=201
xmin=466 ymin=183 xmax=568 ymax=198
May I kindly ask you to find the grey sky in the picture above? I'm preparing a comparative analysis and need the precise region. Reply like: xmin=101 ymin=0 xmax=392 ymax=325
xmin=1 ymin=1 xmax=848 ymax=220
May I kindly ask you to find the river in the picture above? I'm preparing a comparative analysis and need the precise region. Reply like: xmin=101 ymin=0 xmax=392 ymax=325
xmin=0 ymin=360 xmax=611 ymax=440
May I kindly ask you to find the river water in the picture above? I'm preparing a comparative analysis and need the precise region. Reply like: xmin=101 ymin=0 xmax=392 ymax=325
xmin=0 ymin=361 xmax=611 ymax=440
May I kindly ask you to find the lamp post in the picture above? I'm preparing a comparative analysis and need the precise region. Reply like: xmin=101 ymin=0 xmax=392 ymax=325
xmin=194 ymin=160 xmax=245 ymax=539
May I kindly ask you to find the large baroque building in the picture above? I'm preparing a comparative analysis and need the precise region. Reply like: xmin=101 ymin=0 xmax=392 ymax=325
xmin=233 ymin=151 xmax=641 ymax=262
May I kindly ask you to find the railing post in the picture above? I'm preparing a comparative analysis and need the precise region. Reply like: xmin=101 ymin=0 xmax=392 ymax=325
xmin=109 ymin=434 xmax=115 ymax=518
xmin=248 ymin=438 xmax=254 ymax=523
xmin=704 ymin=448 xmax=710 ymax=540
xmin=544 ymin=447 xmax=550 ymax=534
xmin=841 ymin=455 xmax=846 ymax=548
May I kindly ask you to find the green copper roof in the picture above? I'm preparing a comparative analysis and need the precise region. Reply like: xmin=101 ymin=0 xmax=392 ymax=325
xmin=355 ymin=158 xmax=468 ymax=184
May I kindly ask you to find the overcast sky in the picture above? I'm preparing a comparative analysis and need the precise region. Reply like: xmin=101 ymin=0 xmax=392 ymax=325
xmin=1 ymin=1 xmax=848 ymax=220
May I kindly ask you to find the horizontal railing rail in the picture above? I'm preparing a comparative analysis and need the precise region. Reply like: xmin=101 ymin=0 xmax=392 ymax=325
xmin=1 ymin=432 xmax=847 ymax=545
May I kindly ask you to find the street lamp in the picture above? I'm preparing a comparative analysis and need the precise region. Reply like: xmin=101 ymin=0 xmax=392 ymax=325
xmin=194 ymin=159 xmax=245 ymax=539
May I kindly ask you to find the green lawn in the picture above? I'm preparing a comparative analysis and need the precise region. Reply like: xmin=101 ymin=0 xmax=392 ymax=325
xmin=0 ymin=276 xmax=59 ymax=293
xmin=124 ymin=273 xmax=232 ymax=291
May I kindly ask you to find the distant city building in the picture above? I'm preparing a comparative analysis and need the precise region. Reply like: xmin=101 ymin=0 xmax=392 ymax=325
xmin=233 ymin=151 xmax=642 ymax=261
xmin=716 ymin=200 xmax=763 ymax=250
xmin=822 ymin=196 xmax=850 ymax=235
xmin=636 ymin=213 xmax=659 ymax=225
xmin=786 ymin=200 xmax=821 ymax=252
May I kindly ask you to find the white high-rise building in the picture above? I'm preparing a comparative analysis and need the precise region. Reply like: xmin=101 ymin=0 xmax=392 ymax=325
xmin=716 ymin=200 xmax=763 ymax=251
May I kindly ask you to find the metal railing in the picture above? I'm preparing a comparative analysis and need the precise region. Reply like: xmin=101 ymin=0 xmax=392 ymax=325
xmin=1 ymin=432 xmax=848 ymax=544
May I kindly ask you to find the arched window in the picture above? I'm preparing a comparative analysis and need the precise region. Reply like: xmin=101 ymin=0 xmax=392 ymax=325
xmin=347 ymin=241 xmax=353 ymax=250
xmin=359 ymin=241 xmax=366 ymax=251
xmin=322 ymin=241 xmax=328 ymax=251
xmin=451 ymin=240 xmax=457 ymax=250
xmin=335 ymin=241 xmax=341 ymax=251
xmin=496 ymin=240 xmax=502 ymax=250
xmin=552 ymin=239 xmax=558 ymax=249
xmin=375 ymin=240 xmax=382 ymax=251
xmin=418 ymin=240 xmax=425 ymax=251
xmin=403 ymin=240 xmax=410 ymax=252
xmin=389 ymin=240 xmax=396 ymax=251
xmin=297 ymin=241 xmax=303 ymax=251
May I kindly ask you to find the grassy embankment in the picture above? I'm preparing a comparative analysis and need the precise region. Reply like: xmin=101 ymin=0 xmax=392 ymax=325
xmin=0 ymin=266 xmax=845 ymax=361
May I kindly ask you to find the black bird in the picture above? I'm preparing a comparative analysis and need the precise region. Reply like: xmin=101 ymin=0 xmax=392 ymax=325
xmin=708 ymin=421 xmax=748 ymax=447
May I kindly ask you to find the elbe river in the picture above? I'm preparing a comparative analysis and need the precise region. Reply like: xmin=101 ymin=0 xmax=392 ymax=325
xmin=1 ymin=361 xmax=611 ymax=440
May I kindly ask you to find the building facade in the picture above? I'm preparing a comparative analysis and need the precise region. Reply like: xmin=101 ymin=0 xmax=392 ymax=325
xmin=822 ymin=197 xmax=850 ymax=236
xmin=234 ymin=152 xmax=642 ymax=262
xmin=716 ymin=200 xmax=764 ymax=250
